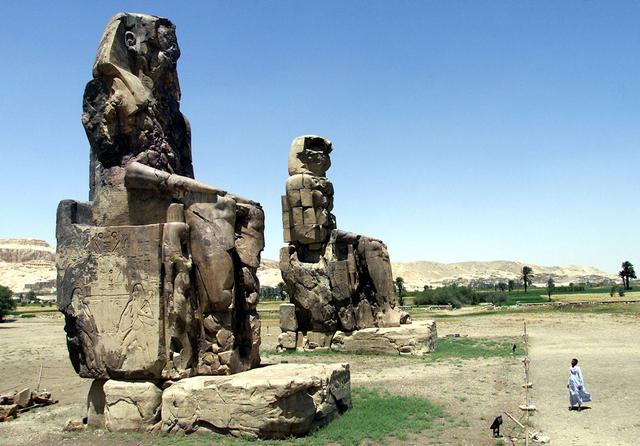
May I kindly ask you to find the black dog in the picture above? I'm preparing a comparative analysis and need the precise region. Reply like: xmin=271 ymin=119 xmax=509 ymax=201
xmin=490 ymin=415 xmax=503 ymax=437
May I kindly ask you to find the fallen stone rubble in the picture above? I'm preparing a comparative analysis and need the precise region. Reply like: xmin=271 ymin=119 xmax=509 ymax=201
xmin=0 ymin=387 xmax=57 ymax=422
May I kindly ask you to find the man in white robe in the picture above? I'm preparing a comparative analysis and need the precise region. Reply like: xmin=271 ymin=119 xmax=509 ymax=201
xmin=567 ymin=358 xmax=592 ymax=410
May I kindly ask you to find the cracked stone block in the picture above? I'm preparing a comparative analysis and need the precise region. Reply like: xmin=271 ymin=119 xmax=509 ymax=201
xmin=305 ymin=331 xmax=334 ymax=350
xmin=277 ymin=331 xmax=297 ymax=350
xmin=279 ymin=303 xmax=298 ymax=332
xmin=331 ymin=320 xmax=437 ymax=355
xmin=104 ymin=380 xmax=162 ymax=432
xmin=161 ymin=363 xmax=351 ymax=438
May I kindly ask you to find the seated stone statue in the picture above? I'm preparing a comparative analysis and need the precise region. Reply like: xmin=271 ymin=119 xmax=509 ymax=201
xmin=57 ymin=13 xmax=263 ymax=380
xmin=280 ymin=135 xmax=403 ymax=334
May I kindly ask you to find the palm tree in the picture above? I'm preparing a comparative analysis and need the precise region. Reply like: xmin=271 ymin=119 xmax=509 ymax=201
xmin=619 ymin=261 xmax=636 ymax=291
xmin=521 ymin=266 xmax=534 ymax=294
xmin=276 ymin=282 xmax=287 ymax=300
xmin=395 ymin=277 xmax=406 ymax=306
xmin=546 ymin=277 xmax=555 ymax=302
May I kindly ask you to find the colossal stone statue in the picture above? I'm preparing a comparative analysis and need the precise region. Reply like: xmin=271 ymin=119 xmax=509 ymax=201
xmin=56 ymin=14 xmax=352 ymax=437
xmin=280 ymin=135 xmax=403 ymax=334
xmin=57 ymin=13 xmax=263 ymax=380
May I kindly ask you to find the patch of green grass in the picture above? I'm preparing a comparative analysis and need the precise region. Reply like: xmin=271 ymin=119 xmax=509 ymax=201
xmin=428 ymin=337 xmax=518 ymax=361
xmin=65 ymin=389 xmax=445 ymax=446
xmin=10 ymin=308 xmax=58 ymax=315
xmin=302 ymin=388 xmax=445 ymax=446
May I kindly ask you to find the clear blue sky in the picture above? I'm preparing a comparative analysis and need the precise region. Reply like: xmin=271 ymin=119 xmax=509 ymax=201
xmin=1 ymin=1 xmax=638 ymax=273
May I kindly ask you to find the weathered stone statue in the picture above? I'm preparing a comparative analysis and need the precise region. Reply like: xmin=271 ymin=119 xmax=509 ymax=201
xmin=280 ymin=135 xmax=403 ymax=334
xmin=57 ymin=12 xmax=263 ymax=381
xmin=57 ymin=13 xmax=351 ymax=437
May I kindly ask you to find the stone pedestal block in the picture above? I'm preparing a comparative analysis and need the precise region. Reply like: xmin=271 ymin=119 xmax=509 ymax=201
xmin=86 ymin=380 xmax=106 ymax=428
xmin=331 ymin=320 xmax=437 ymax=355
xmin=305 ymin=331 xmax=333 ymax=350
xmin=161 ymin=363 xmax=351 ymax=438
xmin=104 ymin=380 xmax=162 ymax=432
xmin=279 ymin=303 xmax=298 ymax=332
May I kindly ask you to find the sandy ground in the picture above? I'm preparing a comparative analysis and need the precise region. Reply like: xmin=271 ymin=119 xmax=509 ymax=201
xmin=0 ymin=310 xmax=638 ymax=445
xmin=529 ymin=312 xmax=640 ymax=445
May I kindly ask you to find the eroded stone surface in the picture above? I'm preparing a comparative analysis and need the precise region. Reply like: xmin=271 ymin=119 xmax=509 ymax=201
xmin=57 ymin=12 xmax=264 ymax=380
xmin=277 ymin=331 xmax=297 ymax=350
xmin=87 ymin=380 xmax=106 ymax=428
xmin=58 ymin=224 xmax=165 ymax=379
xmin=330 ymin=320 xmax=438 ymax=355
xmin=83 ymin=13 xmax=192 ymax=226
xmin=161 ymin=363 xmax=351 ymax=438
xmin=104 ymin=380 xmax=162 ymax=432
xmin=279 ymin=303 xmax=298 ymax=332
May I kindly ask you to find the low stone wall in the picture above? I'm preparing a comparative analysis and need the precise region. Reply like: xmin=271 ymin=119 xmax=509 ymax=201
xmin=277 ymin=320 xmax=438 ymax=356
xmin=86 ymin=363 xmax=351 ymax=439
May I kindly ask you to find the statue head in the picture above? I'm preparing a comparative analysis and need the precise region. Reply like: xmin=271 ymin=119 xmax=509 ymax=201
xmin=288 ymin=135 xmax=332 ymax=176
xmin=92 ymin=13 xmax=181 ymax=107
xmin=84 ymin=11 xmax=193 ymax=203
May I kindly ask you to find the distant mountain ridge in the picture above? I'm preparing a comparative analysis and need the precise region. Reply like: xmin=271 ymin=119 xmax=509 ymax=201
xmin=390 ymin=260 xmax=618 ymax=290
xmin=257 ymin=258 xmax=617 ymax=290
xmin=0 ymin=239 xmax=56 ymax=294
xmin=0 ymin=238 xmax=618 ymax=294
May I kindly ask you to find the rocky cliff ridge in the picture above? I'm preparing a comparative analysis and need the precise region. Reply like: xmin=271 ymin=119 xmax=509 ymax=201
xmin=0 ymin=239 xmax=618 ymax=293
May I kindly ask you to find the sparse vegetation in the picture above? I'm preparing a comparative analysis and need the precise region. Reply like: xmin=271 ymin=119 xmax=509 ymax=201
xmin=413 ymin=285 xmax=507 ymax=308
xmin=276 ymin=281 xmax=288 ymax=301
xmin=410 ymin=302 xmax=640 ymax=319
xmin=546 ymin=277 xmax=555 ymax=301
xmin=521 ymin=266 xmax=534 ymax=293
xmin=395 ymin=276 xmax=406 ymax=306
xmin=0 ymin=285 xmax=16 ymax=322
xmin=619 ymin=261 xmax=636 ymax=291
xmin=427 ymin=337 xmax=518 ymax=361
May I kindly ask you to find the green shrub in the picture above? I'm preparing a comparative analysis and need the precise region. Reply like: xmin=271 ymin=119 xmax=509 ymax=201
xmin=413 ymin=286 xmax=507 ymax=308
xmin=20 ymin=313 xmax=36 ymax=318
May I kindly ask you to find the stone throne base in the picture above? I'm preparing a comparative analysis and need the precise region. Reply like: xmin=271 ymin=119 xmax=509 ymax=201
xmin=86 ymin=363 xmax=351 ymax=439
xmin=278 ymin=320 xmax=438 ymax=356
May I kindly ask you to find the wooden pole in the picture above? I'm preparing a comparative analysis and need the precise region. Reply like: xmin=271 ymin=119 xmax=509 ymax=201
xmin=36 ymin=362 xmax=43 ymax=393
xmin=524 ymin=322 xmax=529 ymax=446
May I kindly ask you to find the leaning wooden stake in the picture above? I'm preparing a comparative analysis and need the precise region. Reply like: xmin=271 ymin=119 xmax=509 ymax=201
xmin=524 ymin=322 xmax=529 ymax=446
xmin=36 ymin=363 xmax=43 ymax=393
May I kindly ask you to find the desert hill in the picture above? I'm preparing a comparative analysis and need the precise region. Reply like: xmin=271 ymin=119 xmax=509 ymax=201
xmin=0 ymin=239 xmax=56 ymax=294
xmin=0 ymin=238 xmax=618 ymax=294
xmin=390 ymin=260 xmax=618 ymax=290
xmin=257 ymin=258 xmax=617 ymax=290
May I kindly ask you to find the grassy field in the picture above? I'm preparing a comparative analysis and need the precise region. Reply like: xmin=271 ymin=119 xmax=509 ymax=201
xmin=428 ymin=336 xmax=519 ymax=361
xmin=11 ymin=305 xmax=57 ymax=315
xmin=407 ymin=302 xmax=640 ymax=320
xmin=550 ymin=291 xmax=640 ymax=302
xmin=401 ymin=285 xmax=640 ymax=309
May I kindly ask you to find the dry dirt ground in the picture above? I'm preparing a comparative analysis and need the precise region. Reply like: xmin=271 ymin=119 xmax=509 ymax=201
xmin=0 ymin=309 xmax=638 ymax=445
